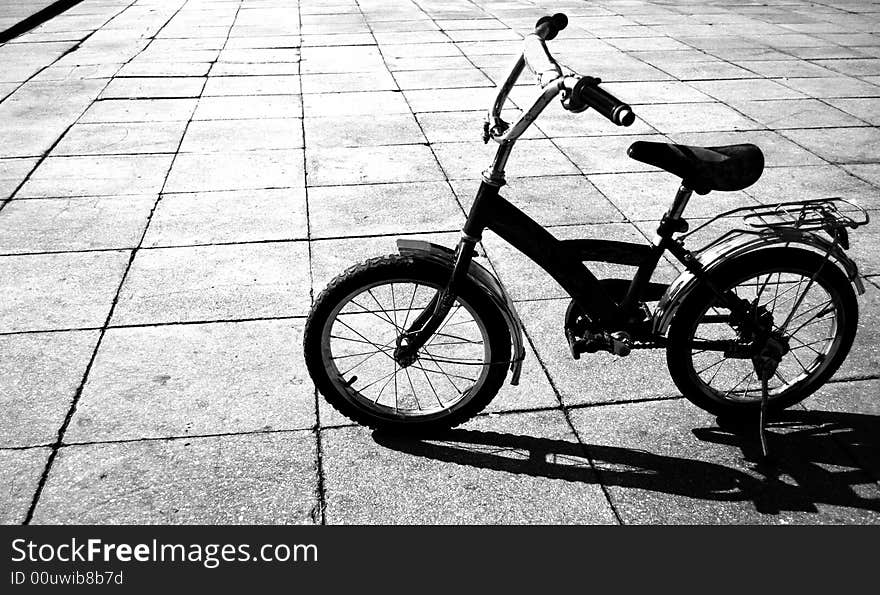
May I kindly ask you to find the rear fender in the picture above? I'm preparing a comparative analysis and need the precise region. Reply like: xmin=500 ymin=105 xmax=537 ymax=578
xmin=396 ymin=239 xmax=526 ymax=385
xmin=653 ymin=229 xmax=865 ymax=335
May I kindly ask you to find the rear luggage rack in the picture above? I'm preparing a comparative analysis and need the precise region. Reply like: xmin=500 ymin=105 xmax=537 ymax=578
xmin=683 ymin=197 xmax=870 ymax=249
xmin=740 ymin=197 xmax=869 ymax=232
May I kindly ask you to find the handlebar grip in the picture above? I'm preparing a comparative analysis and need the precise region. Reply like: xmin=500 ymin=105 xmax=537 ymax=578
xmin=567 ymin=77 xmax=635 ymax=126
xmin=534 ymin=13 xmax=568 ymax=40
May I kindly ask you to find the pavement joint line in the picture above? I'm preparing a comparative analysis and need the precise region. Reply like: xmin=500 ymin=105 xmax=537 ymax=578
xmin=57 ymin=424 xmax=314 ymax=449
xmin=21 ymin=0 xmax=225 ymax=525
xmin=296 ymin=0 xmax=327 ymax=528
xmin=0 ymin=314 xmax=312 ymax=337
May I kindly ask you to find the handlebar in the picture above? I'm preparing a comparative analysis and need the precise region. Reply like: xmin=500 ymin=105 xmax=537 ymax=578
xmin=485 ymin=12 xmax=635 ymax=143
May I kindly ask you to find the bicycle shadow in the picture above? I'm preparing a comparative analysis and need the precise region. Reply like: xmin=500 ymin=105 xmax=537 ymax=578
xmin=373 ymin=409 xmax=880 ymax=516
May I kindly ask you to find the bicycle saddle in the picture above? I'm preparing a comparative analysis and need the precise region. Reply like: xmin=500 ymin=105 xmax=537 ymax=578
xmin=627 ymin=141 xmax=764 ymax=195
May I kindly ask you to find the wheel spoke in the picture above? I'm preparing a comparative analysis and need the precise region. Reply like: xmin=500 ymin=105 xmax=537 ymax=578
xmin=334 ymin=318 xmax=396 ymax=360
xmin=367 ymin=288 xmax=401 ymax=332
xmin=724 ymin=369 xmax=756 ymax=397
xmin=403 ymin=366 xmax=422 ymax=411
xmin=707 ymin=357 xmax=728 ymax=385
xmin=344 ymin=298 xmax=401 ymax=330
xmin=340 ymin=348 xmax=388 ymax=376
xmin=696 ymin=357 xmax=726 ymax=376
xmin=400 ymin=283 xmax=419 ymax=330
xmin=322 ymin=274 xmax=491 ymax=418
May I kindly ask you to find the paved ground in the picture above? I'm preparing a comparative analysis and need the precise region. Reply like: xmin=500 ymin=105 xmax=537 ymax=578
xmin=0 ymin=1 xmax=70 ymax=36
xmin=1 ymin=0 xmax=879 ymax=524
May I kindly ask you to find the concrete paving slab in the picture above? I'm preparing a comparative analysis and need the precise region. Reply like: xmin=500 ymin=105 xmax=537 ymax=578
xmin=80 ymin=98 xmax=198 ymax=123
xmin=53 ymin=121 xmax=188 ymax=155
xmin=0 ymin=157 xmax=36 ymax=199
xmin=804 ymin=378 xmax=880 ymax=484
xmin=778 ymin=76 xmax=880 ymax=98
xmin=322 ymin=410 xmax=617 ymax=524
xmin=99 ymin=76 xmax=206 ymax=99
xmin=730 ymin=98 xmax=868 ymax=129
xmin=0 ymin=448 xmax=50 ymax=525
xmin=780 ymin=127 xmax=880 ymax=164
xmin=302 ymin=90 xmax=410 ymax=116
xmin=202 ymin=75 xmax=300 ymax=96
xmin=163 ymin=149 xmax=304 ymax=193
xmin=744 ymin=165 xmax=879 ymax=206
xmin=31 ymin=432 xmax=318 ymax=524
xmin=306 ymin=144 xmax=444 ymax=186
xmin=112 ymin=242 xmax=311 ymax=325
xmin=0 ymin=250 xmax=130 ymax=333
xmin=143 ymin=188 xmax=308 ymax=247
xmin=835 ymin=281 xmax=880 ymax=380
xmin=637 ymin=102 xmax=763 ymax=134
xmin=569 ymin=399 xmax=880 ymax=524
xmin=304 ymin=113 xmax=425 ymax=148
xmin=15 ymin=154 xmax=174 ymax=198
xmin=300 ymin=71 xmax=397 ymax=93
xmin=66 ymin=320 xmax=315 ymax=442
xmin=180 ymin=118 xmax=304 ymax=152
xmin=308 ymin=181 xmax=461 ymax=238
xmin=0 ymin=330 xmax=99 ymax=447
xmin=193 ymin=95 xmax=302 ymax=120
xmin=0 ymin=195 xmax=154 ymax=253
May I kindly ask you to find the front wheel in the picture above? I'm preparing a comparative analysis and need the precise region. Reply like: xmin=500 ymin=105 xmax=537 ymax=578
xmin=666 ymin=248 xmax=858 ymax=418
xmin=304 ymin=254 xmax=512 ymax=432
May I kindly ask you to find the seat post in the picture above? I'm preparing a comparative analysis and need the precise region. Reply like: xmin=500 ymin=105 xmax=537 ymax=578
xmin=668 ymin=184 xmax=693 ymax=220
xmin=654 ymin=184 xmax=693 ymax=240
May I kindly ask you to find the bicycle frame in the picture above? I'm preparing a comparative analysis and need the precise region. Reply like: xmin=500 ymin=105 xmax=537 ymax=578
xmin=396 ymin=47 xmax=708 ymax=357
xmin=396 ymin=35 xmax=867 ymax=366
xmin=459 ymin=179 xmax=680 ymax=329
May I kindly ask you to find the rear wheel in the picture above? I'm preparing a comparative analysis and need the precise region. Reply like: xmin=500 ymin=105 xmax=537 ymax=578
xmin=304 ymin=255 xmax=512 ymax=432
xmin=667 ymin=248 xmax=858 ymax=418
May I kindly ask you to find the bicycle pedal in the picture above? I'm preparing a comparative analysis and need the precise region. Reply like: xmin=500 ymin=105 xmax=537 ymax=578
xmin=568 ymin=330 xmax=631 ymax=358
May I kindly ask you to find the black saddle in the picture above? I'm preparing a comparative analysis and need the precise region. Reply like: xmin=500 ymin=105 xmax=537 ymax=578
xmin=627 ymin=141 xmax=764 ymax=195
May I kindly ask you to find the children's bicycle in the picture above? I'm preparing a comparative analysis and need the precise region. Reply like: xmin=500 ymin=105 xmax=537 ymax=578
xmin=303 ymin=13 xmax=869 ymax=454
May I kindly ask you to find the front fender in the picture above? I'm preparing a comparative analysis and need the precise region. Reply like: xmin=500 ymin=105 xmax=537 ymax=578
xmin=653 ymin=229 xmax=865 ymax=335
xmin=396 ymin=239 xmax=526 ymax=385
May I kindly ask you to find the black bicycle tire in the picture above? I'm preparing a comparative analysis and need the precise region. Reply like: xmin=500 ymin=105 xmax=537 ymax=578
xmin=666 ymin=247 xmax=858 ymax=418
xmin=304 ymin=254 xmax=512 ymax=432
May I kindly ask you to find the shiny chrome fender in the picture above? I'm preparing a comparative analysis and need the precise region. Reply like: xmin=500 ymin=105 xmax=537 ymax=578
xmin=652 ymin=229 xmax=866 ymax=335
xmin=396 ymin=239 xmax=526 ymax=385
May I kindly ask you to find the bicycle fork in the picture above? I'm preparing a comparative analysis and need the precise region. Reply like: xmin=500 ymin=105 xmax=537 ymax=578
xmin=393 ymin=236 xmax=479 ymax=366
